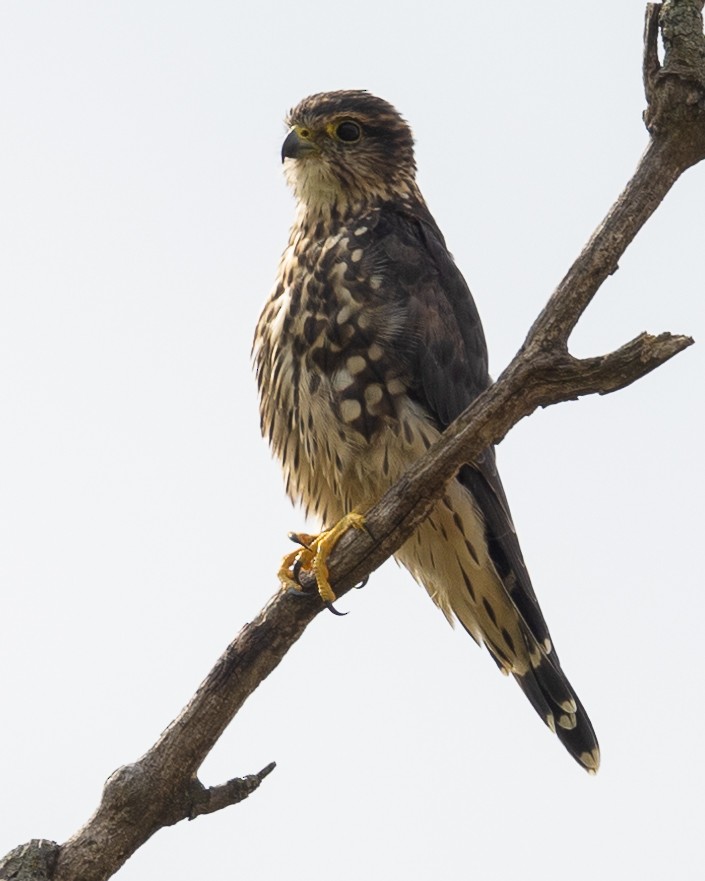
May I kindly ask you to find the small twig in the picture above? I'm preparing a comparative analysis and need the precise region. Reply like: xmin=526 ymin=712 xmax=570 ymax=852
xmin=187 ymin=763 xmax=277 ymax=820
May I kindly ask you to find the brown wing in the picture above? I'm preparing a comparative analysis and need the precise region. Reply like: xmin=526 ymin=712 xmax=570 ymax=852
xmin=376 ymin=202 xmax=599 ymax=771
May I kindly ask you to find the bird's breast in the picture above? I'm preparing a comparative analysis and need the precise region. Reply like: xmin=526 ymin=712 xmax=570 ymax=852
xmin=254 ymin=223 xmax=426 ymax=522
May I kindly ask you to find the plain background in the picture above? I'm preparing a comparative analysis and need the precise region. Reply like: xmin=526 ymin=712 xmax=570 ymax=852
xmin=1 ymin=2 xmax=703 ymax=879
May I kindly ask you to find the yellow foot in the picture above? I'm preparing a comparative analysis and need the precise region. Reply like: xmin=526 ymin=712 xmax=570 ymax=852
xmin=278 ymin=513 xmax=367 ymax=604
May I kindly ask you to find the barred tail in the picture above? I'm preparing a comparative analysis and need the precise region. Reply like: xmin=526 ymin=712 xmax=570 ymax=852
xmin=512 ymin=630 xmax=600 ymax=774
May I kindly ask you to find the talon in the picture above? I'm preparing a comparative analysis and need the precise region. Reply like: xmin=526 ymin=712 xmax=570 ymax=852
xmin=278 ymin=513 xmax=368 ymax=606
xmin=278 ymin=546 xmax=313 ymax=591
xmin=278 ymin=548 xmax=304 ymax=591
xmin=325 ymin=602 xmax=348 ymax=617
xmin=355 ymin=575 xmax=369 ymax=590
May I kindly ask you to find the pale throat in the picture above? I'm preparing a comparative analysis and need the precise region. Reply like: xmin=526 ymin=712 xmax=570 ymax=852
xmin=284 ymin=157 xmax=418 ymax=226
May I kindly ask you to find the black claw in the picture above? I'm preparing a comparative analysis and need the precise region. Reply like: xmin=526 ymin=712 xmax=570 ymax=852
xmin=292 ymin=555 xmax=305 ymax=585
xmin=325 ymin=601 xmax=348 ymax=617
xmin=354 ymin=575 xmax=369 ymax=590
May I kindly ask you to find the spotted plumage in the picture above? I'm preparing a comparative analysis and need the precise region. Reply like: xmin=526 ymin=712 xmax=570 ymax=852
xmin=253 ymin=90 xmax=600 ymax=773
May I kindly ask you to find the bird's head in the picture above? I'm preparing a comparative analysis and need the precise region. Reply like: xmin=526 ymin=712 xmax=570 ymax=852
xmin=281 ymin=90 xmax=417 ymax=215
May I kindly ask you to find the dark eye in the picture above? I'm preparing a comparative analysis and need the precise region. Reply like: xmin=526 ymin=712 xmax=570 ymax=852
xmin=336 ymin=121 xmax=361 ymax=142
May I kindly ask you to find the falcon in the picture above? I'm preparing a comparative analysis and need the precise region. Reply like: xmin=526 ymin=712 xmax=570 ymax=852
xmin=253 ymin=90 xmax=600 ymax=773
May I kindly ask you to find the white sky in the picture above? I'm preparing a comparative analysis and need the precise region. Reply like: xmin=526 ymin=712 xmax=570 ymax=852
xmin=1 ymin=2 xmax=703 ymax=879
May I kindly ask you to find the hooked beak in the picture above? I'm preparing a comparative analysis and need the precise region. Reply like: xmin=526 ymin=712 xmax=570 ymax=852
xmin=281 ymin=128 xmax=317 ymax=162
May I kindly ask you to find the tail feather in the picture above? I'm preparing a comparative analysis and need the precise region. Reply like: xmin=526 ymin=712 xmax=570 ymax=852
xmin=514 ymin=639 xmax=600 ymax=774
xmin=520 ymin=623 xmax=576 ymax=713
xmin=395 ymin=482 xmax=600 ymax=773
xmin=554 ymin=691 xmax=600 ymax=774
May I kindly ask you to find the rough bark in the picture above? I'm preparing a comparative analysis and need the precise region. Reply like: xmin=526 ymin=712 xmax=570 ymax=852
xmin=2 ymin=3 xmax=703 ymax=880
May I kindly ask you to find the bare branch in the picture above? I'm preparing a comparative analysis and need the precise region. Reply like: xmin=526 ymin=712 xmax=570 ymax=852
xmin=3 ymin=4 xmax=704 ymax=880
xmin=525 ymin=137 xmax=685 ymax=347
xmin=187 ymin=763 xmax=277 ymax=820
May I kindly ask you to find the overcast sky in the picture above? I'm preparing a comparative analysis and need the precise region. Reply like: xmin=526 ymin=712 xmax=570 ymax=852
xmin=1 ymin=2 xmax=703 ymax=879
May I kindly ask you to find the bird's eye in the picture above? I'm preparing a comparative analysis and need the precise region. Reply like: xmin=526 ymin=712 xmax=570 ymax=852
xmin=335 ymin=121 xmax=361 ymax=143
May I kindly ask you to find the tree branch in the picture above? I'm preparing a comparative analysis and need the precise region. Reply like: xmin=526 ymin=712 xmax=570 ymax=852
xmin=187 ymin=763 xmax=277 ymax=820
xmin=3 ymin=3 xmax=703 ymax=880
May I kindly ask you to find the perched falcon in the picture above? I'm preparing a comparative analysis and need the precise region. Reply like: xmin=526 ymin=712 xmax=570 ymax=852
xmin=253 ymin=90 xmax=600 ymax=773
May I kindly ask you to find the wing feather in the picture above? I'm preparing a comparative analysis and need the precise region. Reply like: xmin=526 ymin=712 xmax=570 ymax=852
xmin=374 ymin=203 xmax=598 ymax=771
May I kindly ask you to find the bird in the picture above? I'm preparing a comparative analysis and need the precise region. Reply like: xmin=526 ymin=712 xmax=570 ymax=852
xmin=253 ymin=90 xmax=600 ymax=773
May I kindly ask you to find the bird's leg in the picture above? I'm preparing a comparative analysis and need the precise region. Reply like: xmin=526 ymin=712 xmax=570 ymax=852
xmin=278 ymin=512 xmax=367 ymax=604
xmin=308 ymin=512 xmax=367 ymax=603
